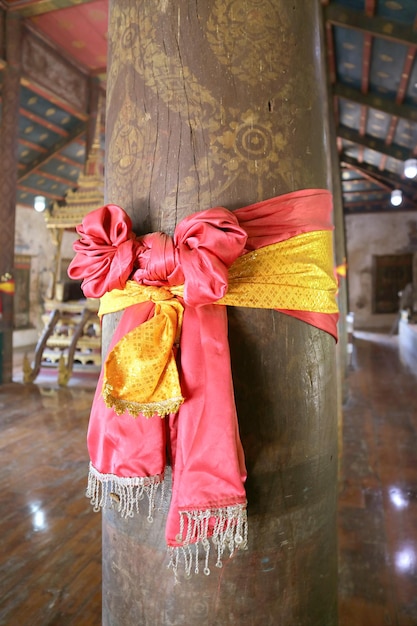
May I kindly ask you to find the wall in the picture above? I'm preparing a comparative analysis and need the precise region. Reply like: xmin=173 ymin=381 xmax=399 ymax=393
xmin=13 ymin=204 xmax=77 ymax=346
xmin=345 ymin=210 xmax=417 ymax=330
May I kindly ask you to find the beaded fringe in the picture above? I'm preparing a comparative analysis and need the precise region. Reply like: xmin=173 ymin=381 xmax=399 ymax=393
xmin=167 ymin=504 xmax=248 ymax=580
xmin=86 ymin=465 xmax=248 ymax=578
xmin=86 ymin=462 xmax=164 ymax=521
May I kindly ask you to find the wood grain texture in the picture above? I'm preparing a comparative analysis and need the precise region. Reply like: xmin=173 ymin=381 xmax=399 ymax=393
xmin=102 ymin=1 xmax=338 ymax=624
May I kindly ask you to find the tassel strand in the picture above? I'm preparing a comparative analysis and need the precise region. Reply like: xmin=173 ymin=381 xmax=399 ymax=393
xmin=86 ymin=463 xmax=164 ymax=519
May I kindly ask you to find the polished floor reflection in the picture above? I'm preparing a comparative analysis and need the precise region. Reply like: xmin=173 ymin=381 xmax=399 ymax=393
xmin=0 ymin=365 xmax=100 ymax=626
xmin=0 ymin=333 xmax=416 ymax=625
xmin=338 ymin=331 xmax=417 ymax=626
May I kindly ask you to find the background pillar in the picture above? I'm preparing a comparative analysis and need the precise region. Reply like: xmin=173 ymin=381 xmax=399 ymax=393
xmin=102 ymin=2 xmax=338 ymax=624
xmin=0 ymin=14 xmax=22 ymax=384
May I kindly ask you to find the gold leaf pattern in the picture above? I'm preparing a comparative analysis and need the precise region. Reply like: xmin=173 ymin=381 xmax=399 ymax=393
xmin=206 ymin=0 xmax=294 ymax=86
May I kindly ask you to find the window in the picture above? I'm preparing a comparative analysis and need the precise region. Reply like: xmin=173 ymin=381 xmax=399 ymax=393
xmin=373 ymin=254 xmax=413 ymax=314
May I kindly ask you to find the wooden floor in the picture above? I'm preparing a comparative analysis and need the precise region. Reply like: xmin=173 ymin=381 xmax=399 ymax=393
xmin=0 ymin=332 xmax=416 ymax=625
xmin=0 ymin=363 xmax=101 ymax=626
xmin=338 ymin=331 xmax=417 ymax=626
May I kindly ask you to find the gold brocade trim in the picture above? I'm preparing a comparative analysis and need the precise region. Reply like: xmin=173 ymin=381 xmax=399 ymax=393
xmin=103 ymin=381 xmax=184 ymax=418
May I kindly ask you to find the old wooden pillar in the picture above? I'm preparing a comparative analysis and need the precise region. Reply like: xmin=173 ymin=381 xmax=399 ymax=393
xmin=102 ymin=2 xmax=338 ymax=624
xmin=0 ymin=14 xmax=22 ymax=384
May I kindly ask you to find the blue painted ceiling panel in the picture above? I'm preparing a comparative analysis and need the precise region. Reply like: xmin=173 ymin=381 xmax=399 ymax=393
xmin=394 ymin=118 xmax=417 ymax=148
xmin=369 ymin=38 xmax=408 ymax=97
xmin=376 ymin=0 xmax=417 ymax=24
xmin=39 ymin=159 xmax=82 ymax=183
xmin=339 ymin=98 xmax=362 ymax=130
xmin=334 ymin=26 xmax=364 ymax=90
xmin=366 ymin=108 xmax=392 ymax=139
xmin=59 ymin=141 xmax=87 ymax=165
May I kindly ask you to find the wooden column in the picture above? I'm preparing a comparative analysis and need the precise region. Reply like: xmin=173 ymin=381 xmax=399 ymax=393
xmin=0 ymin=14 xmax=22 ymax=384
xmin=102 ymin=2 xmax=338 ymax=624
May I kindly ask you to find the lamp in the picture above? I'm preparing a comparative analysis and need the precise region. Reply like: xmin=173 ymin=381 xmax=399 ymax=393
xmin=34 ymin=196 xmax=46 ymax=213
xmin=404 ymin=158 xmax=417 ymax=179
xmin=390 ymin=189 xmax=403 ymax=206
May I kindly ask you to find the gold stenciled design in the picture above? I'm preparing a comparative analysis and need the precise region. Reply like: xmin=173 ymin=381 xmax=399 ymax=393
xmin=206 ymin=0 xmax=294 ymax=86
xmin=107 ymin=2 xmax=303 ymax=209
xmin=211 ymin=108 xmax=287 ymax=198
xmin=106 ymin=5 xmax=224 ymax=199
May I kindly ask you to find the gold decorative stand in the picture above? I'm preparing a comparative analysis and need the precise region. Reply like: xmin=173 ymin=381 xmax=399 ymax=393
xmin=24 ymin=101 xmax=104 ymax=386
xmin=23 ymin=299 xmax=100 ymax=385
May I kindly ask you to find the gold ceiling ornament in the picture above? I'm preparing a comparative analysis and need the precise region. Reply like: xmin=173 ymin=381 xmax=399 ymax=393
xmin=385 ymin=1 xmax=403 ymax=10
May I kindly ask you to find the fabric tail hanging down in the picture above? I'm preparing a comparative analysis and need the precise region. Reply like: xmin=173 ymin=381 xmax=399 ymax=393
xmin=68 ymin=188 xmax=339 ymax=578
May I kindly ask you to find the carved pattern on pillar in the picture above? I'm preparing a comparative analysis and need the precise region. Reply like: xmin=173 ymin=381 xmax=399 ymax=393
xmin=206 ymin=0 xmax=295 ymax=86
xmin=105 ymin=2 xmax=322 ymax=231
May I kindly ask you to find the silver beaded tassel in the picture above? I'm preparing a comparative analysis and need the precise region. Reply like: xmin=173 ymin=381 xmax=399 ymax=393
xmin=167 ymin=504 xmax=248 ymax=580
xmin=86 ymin=462 xmax=165 ymax=522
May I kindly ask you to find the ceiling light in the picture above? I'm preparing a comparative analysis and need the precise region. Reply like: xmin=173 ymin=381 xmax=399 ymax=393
xmin=34 ymin=196 xmax=46 ymax=212
xmin=404 ymin=158 xmax=417 ymax=179
xmin=390 ymin=189 xmax=403 ymax=206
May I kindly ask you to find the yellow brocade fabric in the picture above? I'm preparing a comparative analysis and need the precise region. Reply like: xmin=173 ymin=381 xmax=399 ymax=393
xmin=217 ymin=230 xmax=338 ymax=312
xmin=99 ymin=230 xmax=338 ymax=418
xmin=102 ymin=286 xmax=184 ymax=418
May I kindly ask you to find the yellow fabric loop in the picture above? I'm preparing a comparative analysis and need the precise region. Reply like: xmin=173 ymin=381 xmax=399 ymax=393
xmin=218 ymin=230 xmax=338 ymax=313
xmin=102 ymin=292 xmax=184 ymax=419
xmin=99 ymin=283 xmax=178 ymax=316
xmin=99 ymin=229 xmax=337 ymax=418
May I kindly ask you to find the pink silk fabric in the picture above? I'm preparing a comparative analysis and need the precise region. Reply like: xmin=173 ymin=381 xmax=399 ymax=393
xmin=68 ymin=188 xmax=338 ymax=550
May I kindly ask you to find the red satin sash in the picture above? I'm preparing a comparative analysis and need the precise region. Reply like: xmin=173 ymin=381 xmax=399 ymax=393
xmin=68 ymin=188 xmax=338 ymax=577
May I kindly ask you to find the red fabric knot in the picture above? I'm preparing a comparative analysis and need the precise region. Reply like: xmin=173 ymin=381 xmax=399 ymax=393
xmin=68 ymin=204 xmax=139 ymax=298
xmin=68 ymin=204 xmax=248 ymax=307
xmin=174 ymin=208 xmax=247 ymax=307
xmin=131 ymin=232 xmax=184 ymax=287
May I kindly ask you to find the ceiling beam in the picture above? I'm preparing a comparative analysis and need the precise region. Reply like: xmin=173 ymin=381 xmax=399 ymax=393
xmin=340 ymin=153 xmax=417 ymax=198
xmin=341 ymin=156 xmax=392 ymax=191
xmin=18 ymin=183 xmax=62 ymax=201
xmin=340 ymin=154 xmax=417 ymax=209
xmin=17 ymin=121 xmax=85 ymax=183
xmin=342 ymin=179 xmax=381 ymax=190
xmin=4 ymin=0 xmax=97 ymax=19
xmin=337 ymin=125 xmax=411 ymax=161
xmin=333 ymin=82 xmax=417 ymax=123
xmin=342 ymin=189 xmax=387 ymax=198
xmin=20 ymin=107 xmax=69 ymax=137
xmin=324 ymin=3 xmax=417 ymax=46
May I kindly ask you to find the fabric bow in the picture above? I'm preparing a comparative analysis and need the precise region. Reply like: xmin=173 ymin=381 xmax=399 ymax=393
xmin=68 ymin=188 xmax=339 ymax=579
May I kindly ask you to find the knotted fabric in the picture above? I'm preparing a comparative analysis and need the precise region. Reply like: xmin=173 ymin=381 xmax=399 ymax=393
xmin=68 ymin=188 xmax=339 ymax=578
